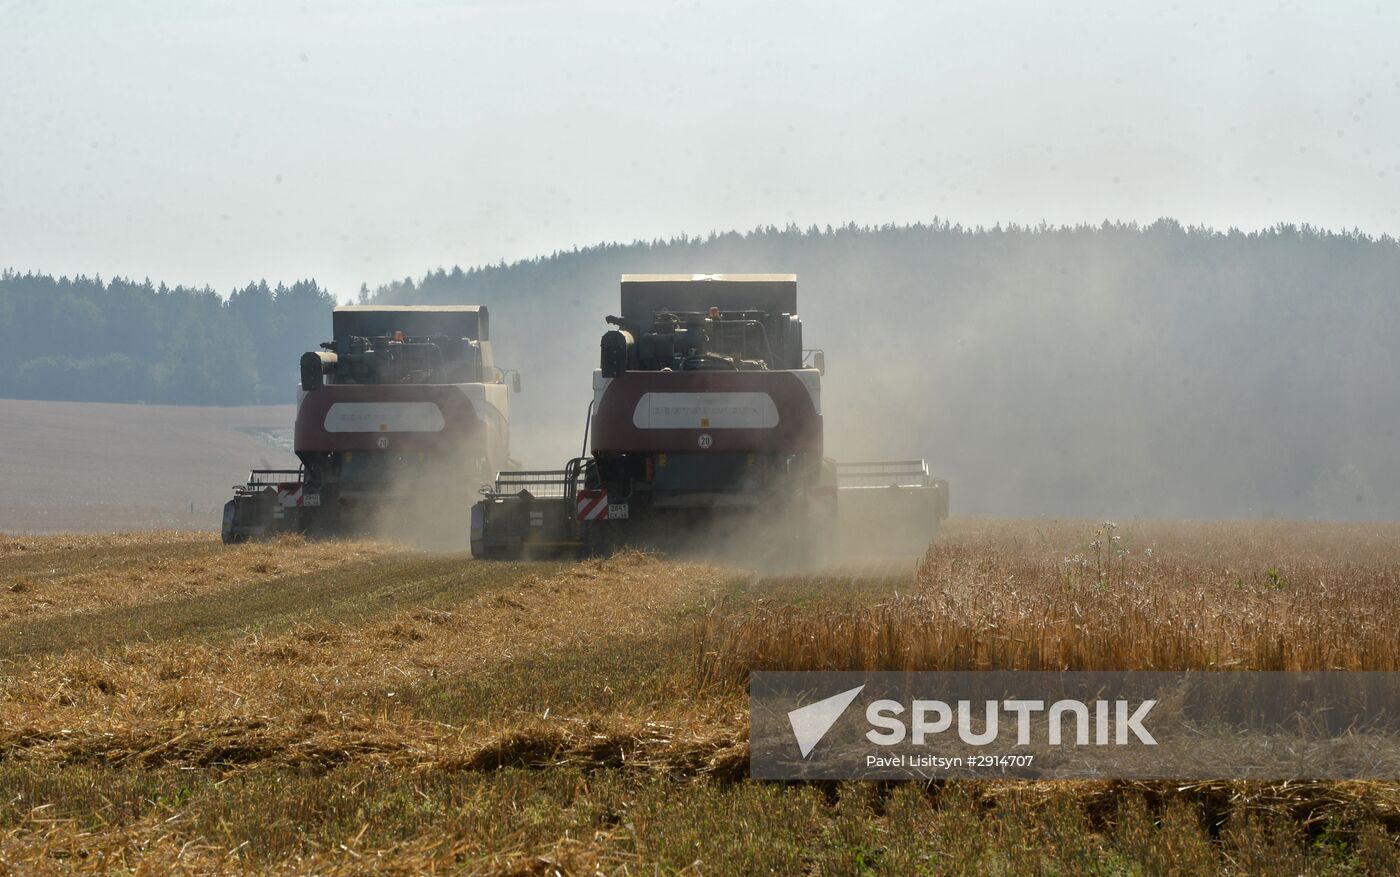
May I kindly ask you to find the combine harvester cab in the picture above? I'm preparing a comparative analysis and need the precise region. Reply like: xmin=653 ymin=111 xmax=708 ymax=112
xmin=223 ymin=305 xmax=517 ymax=543
xmin=473 ymin=274 xmax=948 ymax=562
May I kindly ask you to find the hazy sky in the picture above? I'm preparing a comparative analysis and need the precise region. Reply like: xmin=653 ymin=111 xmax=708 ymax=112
xmin=2 ymin=0 xmax=1397 ymax=300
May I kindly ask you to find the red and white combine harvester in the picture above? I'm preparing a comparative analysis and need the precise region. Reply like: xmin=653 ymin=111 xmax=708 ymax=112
xmin=223 ymin=305 xmax=517 ymax=542
xmin=471 ymin=275 xmax=948 ymax=561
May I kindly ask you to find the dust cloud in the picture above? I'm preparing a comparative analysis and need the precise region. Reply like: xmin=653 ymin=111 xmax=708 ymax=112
xmin=435 ymin=223 xmax=1400 ymax=524
xmin=363 ymin=452 xmax=490 ymax=553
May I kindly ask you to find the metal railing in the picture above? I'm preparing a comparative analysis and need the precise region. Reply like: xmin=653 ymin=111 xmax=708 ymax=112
xmin=246 ymin=469 xmax=304 ymax=486
xmin=489 ymin=470 xmax=575 ymax=498
xmin=835 ymin=460 xmax=933 ymax=489
xmin=488 ymin=459 xmax=592 ymax=500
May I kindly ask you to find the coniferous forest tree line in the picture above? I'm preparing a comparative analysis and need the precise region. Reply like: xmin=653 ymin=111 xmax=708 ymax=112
xmin=0 ymin=273 xmax=333 ymax=405
xmin=4 ymin=219 xmax=1399 ymax=519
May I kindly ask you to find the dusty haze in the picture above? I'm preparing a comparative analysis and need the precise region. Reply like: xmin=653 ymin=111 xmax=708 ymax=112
xmin=2 ymin=1 xmax=1398 ymax=297
xmin=3 ymin=3 xmax=1397 ymax=529
xmin=377 ymin=223 xmax=1400 ymax=522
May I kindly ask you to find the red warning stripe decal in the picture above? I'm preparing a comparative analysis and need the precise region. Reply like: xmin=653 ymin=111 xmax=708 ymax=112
xmin=576 ymin=490 xmax=609 ymax=521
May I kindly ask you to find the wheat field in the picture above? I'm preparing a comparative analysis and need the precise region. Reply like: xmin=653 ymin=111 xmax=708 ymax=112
xmin=2 ymin=520 xmax=1399 ymax=873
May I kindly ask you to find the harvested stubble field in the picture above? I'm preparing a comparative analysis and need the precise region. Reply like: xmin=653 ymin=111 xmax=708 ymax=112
xmin=0 ymin=399 xmax=297 ymax=534
xmin=1 ymin=520 xmax=1399 ymax=874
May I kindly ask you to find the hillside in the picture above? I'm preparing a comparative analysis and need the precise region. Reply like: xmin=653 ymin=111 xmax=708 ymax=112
xmin=368 ymin=222 xmax=1400 ymax=520
xmin=7 ymin=221 xmax=1400 ymax=520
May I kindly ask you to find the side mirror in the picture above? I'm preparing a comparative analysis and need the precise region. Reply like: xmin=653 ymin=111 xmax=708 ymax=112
xmin=512 ymin=372 xmax=522 ymax=393
xmin=813 ymin=350 xmax=825 ymax=376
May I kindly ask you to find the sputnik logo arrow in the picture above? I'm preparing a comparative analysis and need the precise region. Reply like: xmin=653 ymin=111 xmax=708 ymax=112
xmin=787 ymin=684 xmax=865 ymax=758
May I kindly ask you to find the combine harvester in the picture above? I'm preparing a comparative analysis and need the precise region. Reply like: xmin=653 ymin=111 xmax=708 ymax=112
xmin=223 ymin=305 xmax=517 ymax=542
xmin=471 ymin=274 xmax=947 ymax=561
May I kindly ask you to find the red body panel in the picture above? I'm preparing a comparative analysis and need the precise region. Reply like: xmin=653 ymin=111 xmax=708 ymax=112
xmin=591 ymin=371 xmax=821 ymax=455
xmin=294 ymin=385 xmax=480 ymax=453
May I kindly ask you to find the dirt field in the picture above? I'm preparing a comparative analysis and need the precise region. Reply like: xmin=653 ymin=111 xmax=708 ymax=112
xmin=2 ymin=520 xmax=1399 ymax=874
xmin=0 ymin=399 xmax=297 ymax=533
